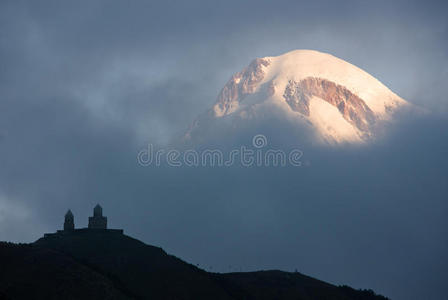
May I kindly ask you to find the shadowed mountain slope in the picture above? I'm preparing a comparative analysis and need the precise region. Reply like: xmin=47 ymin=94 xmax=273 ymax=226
xmin=0 ymin=231 xmax=388 ymax=300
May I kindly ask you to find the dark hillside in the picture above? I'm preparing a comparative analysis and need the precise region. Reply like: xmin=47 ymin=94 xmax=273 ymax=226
xmin=34 ymin=231 xmax=231 ymax=299
xmin=0 ymin=242 xmax=129 ymax=300
xmin=0 ymin=232 xmax=389 ymax=300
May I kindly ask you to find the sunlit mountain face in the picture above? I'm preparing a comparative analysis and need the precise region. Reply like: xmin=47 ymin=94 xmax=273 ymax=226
xmin=185 ymin=50 xmax=411 ymax=146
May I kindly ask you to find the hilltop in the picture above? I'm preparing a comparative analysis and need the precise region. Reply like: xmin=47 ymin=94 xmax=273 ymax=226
xmin=0 ymin=230 xmax=388 ymax=300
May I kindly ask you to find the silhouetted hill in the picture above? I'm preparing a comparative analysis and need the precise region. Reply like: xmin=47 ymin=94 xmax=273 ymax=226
xmin=214 ymin=271 xmax=387 ymax=300
xmin=0 ymin=241 xmax=128 ymax=299
xmin=34 ymin=231 xmax=230 ymax=299
xmin=0 ymin=231 xmax=388 ymax=300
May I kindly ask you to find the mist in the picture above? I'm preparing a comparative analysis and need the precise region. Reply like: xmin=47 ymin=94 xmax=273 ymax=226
xmin=1 ymin=1 xmax=447 ymax=299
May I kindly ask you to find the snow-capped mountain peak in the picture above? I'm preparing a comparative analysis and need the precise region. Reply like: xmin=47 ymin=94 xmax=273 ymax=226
xmin=186 ymin=50 xmax=409 ymax=144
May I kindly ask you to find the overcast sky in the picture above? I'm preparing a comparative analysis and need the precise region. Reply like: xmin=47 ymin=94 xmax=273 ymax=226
xmin=1 ymin=1 xmax=447 ymax=299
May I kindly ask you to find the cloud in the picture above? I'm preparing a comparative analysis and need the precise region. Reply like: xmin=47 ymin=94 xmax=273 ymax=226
xmin=0 ymin=194 xmax=47 ymax=242
xmin=0 ymin=1 xmax=447 ymax=299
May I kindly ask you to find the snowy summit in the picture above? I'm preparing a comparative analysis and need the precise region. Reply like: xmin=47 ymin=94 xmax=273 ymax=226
xmin=185 ymin=50 xmax=409 ymax=144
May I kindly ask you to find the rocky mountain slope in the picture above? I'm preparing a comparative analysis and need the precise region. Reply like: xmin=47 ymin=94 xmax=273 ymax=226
xmin=185 ymin=50 xmax=408 ymax=144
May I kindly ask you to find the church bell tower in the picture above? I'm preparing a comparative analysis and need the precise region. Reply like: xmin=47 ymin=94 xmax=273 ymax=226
xmin=63 ymin=210 xmax=74 ymax=231
xmin=88 ymin=204 xmax=107 ymax=229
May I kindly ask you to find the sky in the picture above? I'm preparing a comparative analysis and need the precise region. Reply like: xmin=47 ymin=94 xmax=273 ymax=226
xmin=1 ymin=1 xmax=447 ymax=299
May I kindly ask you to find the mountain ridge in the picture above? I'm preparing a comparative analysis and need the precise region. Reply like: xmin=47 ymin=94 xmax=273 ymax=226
xmin=0 ymin=231 xmax=388 ymax=299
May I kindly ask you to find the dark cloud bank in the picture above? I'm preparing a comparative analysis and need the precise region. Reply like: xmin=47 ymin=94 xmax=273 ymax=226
xmin=1 ymin=1 xmax=447 ymax=299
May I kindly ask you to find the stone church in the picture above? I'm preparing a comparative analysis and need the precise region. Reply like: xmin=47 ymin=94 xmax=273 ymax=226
xmin=45 ymin=204 xmax=123 ymax=237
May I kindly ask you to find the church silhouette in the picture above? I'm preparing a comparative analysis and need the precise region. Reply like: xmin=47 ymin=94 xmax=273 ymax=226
xmin=44 ymin=204 xmax=123 ymax=237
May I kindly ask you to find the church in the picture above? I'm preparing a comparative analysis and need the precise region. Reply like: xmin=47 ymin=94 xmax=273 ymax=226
xmin=44 ymin=204 xmax=123 ymax=237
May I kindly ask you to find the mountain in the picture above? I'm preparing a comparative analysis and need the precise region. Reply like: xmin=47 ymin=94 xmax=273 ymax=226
xmin=185 ymin=50 xmax=409 ymax=145
xmin=0 ymin=231 xmax=388 ymax=300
